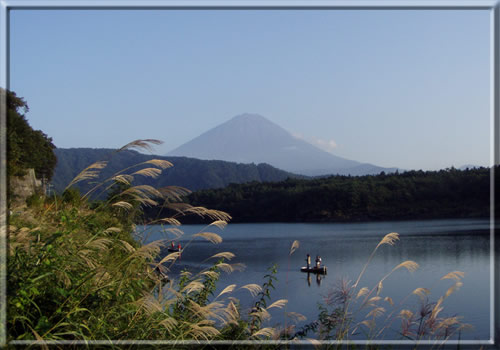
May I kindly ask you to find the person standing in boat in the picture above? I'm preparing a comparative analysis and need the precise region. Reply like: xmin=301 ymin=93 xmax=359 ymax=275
xmin=315 ymin=255 xmax=322 ymax=268
xmin=306 ymin=254 xmax=311 ymax=269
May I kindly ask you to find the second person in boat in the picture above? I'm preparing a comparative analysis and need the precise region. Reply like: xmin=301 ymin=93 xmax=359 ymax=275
xmin=315 ymin=255 xmax=322 ymax=268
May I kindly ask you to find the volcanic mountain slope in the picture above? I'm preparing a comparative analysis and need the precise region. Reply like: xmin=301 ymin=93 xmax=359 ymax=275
xmin=167 ymin=113 xmax=398 ymax=176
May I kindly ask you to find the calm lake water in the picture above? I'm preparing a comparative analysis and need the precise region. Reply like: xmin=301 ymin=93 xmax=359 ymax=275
xmin=138 ymin=218 xmax=492 ymax=341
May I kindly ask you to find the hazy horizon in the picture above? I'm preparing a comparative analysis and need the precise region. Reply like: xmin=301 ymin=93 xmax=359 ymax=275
xmin=9 ymin=8 xmax=492 ymax=171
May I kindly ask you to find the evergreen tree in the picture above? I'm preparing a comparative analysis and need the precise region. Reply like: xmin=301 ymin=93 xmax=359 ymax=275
xmin=6 ymin=89 xmax=57 ymax=180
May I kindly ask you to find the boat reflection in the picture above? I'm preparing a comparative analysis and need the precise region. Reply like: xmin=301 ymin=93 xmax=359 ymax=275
xmin=306 ymin=272 xmax=324 ymax=287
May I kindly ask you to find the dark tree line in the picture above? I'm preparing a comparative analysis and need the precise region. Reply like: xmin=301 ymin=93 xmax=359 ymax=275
xmin=185 ymin=167 xmax=494 ymax=223
xmin=6 ymin=89 xmax=57 ymax=181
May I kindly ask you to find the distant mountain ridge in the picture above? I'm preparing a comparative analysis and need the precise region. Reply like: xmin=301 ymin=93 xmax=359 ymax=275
xmin=52 ymin=148 xmax=300 ymax=195
xmin=167 ymin=113 xmax=398 ymax=176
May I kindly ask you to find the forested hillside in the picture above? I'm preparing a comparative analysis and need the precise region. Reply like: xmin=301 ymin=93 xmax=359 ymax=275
xmin=6 ymin=89 xmax=56 ymax=180
xmin=53 ymin=148 xmax=300 ymax=195
xmin=187 ymin=167 xmax=493 ymax=222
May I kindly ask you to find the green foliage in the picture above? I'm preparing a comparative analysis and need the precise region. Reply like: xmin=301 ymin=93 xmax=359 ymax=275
xmin=195 ymin=261 xmax=222 ymax=307
xmin=172 ymin=261 xmax=222 ymax=329
xmin=104 ymin=182 xmax=142 ymax=229
xmin=6 ymin=89 xmax=57 ymax=180
xmin=8 ymin=199 xmax=143 ymax=341
xmin=250 ymin=264 xmax=278 ymax=333
xmin=62 ymin=187 xmax=81 ymax=206
xmin=188 ymin=167 xmax=494 ymax=222
xmin=294 ymin=302 xmax=348 ymax=341
xmin=25 ymin=193 xmax=44 ymax=208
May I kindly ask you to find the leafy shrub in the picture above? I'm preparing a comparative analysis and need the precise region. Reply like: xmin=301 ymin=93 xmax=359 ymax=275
xmin=62 ymin=187 xmax=81 ymax=206
xmin=25 ymin=193 xmax=44 ymax=208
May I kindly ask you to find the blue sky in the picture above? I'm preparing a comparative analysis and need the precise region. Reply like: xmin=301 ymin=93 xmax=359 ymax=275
xmin=9 ymin=8 xmax=491 ymax=170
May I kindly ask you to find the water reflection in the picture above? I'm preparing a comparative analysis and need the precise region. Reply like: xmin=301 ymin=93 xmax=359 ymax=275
xmin=144 ymin=219 xmax=491 ymax=340
xmin=316 ymin=273 xmax=323 ymax=286
xmin=305 ymin=272 xmax=325 ymax=287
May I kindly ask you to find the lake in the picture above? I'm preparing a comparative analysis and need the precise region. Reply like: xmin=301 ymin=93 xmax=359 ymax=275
xmin=138 ymin=218 xmax=492 ymax=341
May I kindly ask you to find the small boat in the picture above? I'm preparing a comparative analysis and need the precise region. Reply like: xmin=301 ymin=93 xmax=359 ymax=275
xmin=301 ymin=266 xmax=327 ymax=274
xmin=167 ymin=247 xmax=182 ymax=253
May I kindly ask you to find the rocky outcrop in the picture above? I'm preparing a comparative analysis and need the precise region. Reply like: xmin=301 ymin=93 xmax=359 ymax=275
xmin=9 ymin=169 xmax=42 ymax=207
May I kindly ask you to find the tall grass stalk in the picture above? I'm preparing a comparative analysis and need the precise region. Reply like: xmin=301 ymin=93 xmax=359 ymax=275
xmin=295 ymin=232 xmax=469 ymax=346
xmin=7 ymin=139 xmax=289 ymax=345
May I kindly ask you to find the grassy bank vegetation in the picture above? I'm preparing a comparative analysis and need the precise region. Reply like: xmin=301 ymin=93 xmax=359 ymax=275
xmin=8 ymin=140 xmax=292 ymax=346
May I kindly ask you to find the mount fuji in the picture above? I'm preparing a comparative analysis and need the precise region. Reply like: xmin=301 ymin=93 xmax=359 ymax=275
xmin=167 ymin=113 xmax=398 ymax=176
